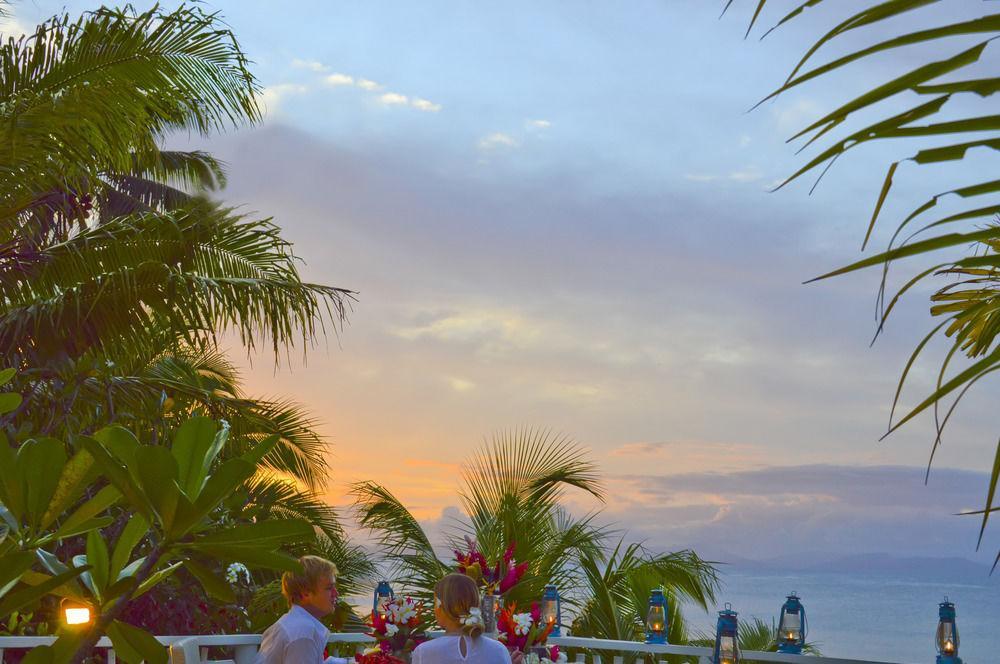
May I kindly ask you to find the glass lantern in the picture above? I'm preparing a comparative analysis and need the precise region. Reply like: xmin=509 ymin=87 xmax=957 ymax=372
xmin=644 ymin=587 xmax=668 ymax=644
xmin=541 ymin=584 xmax=562 ymax=636
xmin=776 ymin=592 xmax=806 ymax=654
xmin=373 ymin=580 xmax=394 ymax=617
xmin=935 ymin=598 xmax=962 ymax=664
xmin=713 ymin=604 xmax=739 ymax=664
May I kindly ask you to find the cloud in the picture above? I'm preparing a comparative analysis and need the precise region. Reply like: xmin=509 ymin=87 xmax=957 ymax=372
xmin=325 ymin=73 xmax=355 ymax=87
xmin=379 ymin=92 xmax=410 ymax=106
xmin=0 ymin=13 xmax=30 ymax=39
xmin=684 ymin=167 xmax=763 ymax=183
xmin=259 ymin=84 xmax=309 ymax=116
xmin=447 ymin=376 xmax=476 ymax=392
xmin=527 ymin=119 xmax=552 ymax=129
xmin=590 ymin=465 xmax=999 ymax=565
xmin=478 ymin=132 xmax=519 ymax=151
xmin=292 ymin=58 xmax=329 ymax=72
xmin=411 ymin=98 xmax=443 ymax=113
xmin=318 ymin=73 xmax=441 ymax=113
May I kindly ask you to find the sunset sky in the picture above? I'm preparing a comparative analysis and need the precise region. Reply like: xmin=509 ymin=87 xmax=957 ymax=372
xmin=7 ymin=1 xmax=998 ymax=565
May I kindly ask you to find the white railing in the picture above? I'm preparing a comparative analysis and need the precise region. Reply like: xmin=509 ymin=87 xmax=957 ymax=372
xmin=0 ymin=633 xmax=919 ymax=664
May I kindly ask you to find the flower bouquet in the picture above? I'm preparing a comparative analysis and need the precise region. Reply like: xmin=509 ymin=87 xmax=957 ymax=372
xmin=453 ymin=538 xmax=529 ymax=595
xmin=368 ymin=596 xmax=426 ymax=660
xmin=354 ymin=648 xmax=406 ymax=664
xmin=497 ymin=602 xmax=566 ymax=663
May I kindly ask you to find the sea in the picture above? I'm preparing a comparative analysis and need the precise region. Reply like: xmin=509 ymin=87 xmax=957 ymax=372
xmin=681 ymin=569 xmax=999 ymax=663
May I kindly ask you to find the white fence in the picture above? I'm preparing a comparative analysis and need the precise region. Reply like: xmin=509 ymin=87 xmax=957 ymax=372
xmin=0 ymin=633 xmax=919 ymax=664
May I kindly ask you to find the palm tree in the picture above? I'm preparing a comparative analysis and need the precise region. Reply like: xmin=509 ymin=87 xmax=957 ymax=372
xmin=689 ymin=616 xmax=822 ymax=659
xmin=353 ymin=428 xmax=718 ymax=637
xmin=0 ymin=1 xmax=367 ymax=620
xmin=572 ymin=539 xmax=717 ymax=645
xmin=0 ymin=5 xmax=351 ymax=487
xmin=723 ymin=1 xmax=1000 ymax=567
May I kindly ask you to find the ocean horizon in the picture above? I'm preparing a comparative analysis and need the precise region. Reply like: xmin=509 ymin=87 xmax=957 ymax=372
xmin=682 ymin=567 xmax=1000 ymax=663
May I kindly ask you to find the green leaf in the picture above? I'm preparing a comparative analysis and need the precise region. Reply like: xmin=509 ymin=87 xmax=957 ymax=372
xmin=79 ymin=437 xmax=154 ymax=522
xmin=134 ymin=445 xmax=181 ymax=530
xmin=93 ymin=426 xmax=141 ymax=462
xmin=107 ymin=620 xmax=167 ymax=664
xmin=86 ymin=529 xmax=110 ymax=597
xmin=192 ymin=519 xmax=314 ymax=547
xmin=0 ymin=392 xmax=22 ymax=415
xmin=978 ymin=439 xmax=1000 ymax=549
xmin=171 ymin=416 xmax=219 ymax=498
xmin=0 ymin=551 xmax=36 ymax=599
xmin=184 ymin=559 xmax=236 ymax=603
xmin=170 ymin=458 xmax=255 ymax=536
xmin=134 ymin=561 xmax=182 ymax=599
xmin=810 ymin=226 xmax=1000 ymax=281
xmin=38 ymin=516 xmax=114 ymax=546
xmin=240 ymin=433 xmax=279 ymax=467
xmin=0 ymin=442 xmax=24 ymax=523
xmin=111 ymin=515 xmax=149 ymax=581
xmin=54 ymin=485 xmax=121 ymax=538
xmin=0 ymin=368 xmax=15 ymax=386
xmin=17 ymin=438 xmax=67 ymax=528
xmin=188 ymin=544 xmax=303 ymax=572
xmin=0 ymin=566 xmax=89 ymax=617
xmin=41 ymin=450 xmax=98 ymax=529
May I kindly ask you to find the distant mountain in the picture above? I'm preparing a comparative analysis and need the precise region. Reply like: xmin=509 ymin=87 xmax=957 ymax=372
xmin=716 ymin=552 xmax=997 ymax=583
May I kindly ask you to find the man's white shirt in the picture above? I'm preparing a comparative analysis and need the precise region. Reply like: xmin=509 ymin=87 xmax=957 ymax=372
xmin=255 ymin=604 xmax=347 ymax=664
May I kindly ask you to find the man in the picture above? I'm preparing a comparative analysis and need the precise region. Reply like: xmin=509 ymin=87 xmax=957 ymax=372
xmin=255 ymin=555 xmax=349 ymax=664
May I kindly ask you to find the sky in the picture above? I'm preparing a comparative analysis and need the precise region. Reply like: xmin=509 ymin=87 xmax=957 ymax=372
xmin=5 ymin=1 xmax=999 ymax=566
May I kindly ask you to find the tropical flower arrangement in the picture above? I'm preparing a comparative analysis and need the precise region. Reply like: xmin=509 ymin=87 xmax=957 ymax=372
xmin=354 ymin=648 xmax=406 ymax=664
xmin=453 ymin=538 xmax=529 ymax=595
xmin=368 ymin=596 xmax=427 ymax=659
xmin=497 ymin=602 xmax=566 ymax=663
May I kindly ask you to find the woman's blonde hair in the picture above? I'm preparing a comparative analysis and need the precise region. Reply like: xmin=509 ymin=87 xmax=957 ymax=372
xmin=435 ymin=573 xmax=483 ymax=638
xmin=281 ymin=555 xmax=338 ymax=606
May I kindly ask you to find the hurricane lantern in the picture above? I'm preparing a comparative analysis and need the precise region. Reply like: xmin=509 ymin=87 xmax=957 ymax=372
xmin=713 ymin=604 xmax=739 ymax=664
xmin=935 ymin=597 xmax=962 ymax=664
xmin=373 ymin=580 xmax=394 ymax=617
xmin=61 ymin=598 xmax=93 ymax=627
xmin=776 ymin=592 xmax=806 ymax=654
xmin=541 ymin=584 xmax=562 ymax=636
xmin=644 ymin=587 xmax=668 ymax=644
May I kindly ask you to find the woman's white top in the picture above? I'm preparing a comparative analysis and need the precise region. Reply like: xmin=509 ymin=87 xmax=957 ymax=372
xmin=411 ymin=634 xmax=512 ymax=664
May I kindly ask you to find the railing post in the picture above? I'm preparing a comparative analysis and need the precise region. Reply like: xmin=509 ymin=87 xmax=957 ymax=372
xmin=234 ymin=644 xmax=257 ymax=664
xmin=107 ymin=648 xmax=116 ymax=664
xmin=698 ymin=656 xmax=712 ymax=664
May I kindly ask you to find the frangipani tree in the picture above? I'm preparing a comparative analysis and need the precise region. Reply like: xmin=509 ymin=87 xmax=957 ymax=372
xmin=1 ymin=415 xmax=315 ymax=664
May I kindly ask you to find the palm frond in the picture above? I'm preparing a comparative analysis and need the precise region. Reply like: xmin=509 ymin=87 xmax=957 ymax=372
xmin=0 ymin=202 xmax=354 ymax=364
xmin=0 ymin=4 xmax=258 ymax=222
xmin=724 ymin=0 xmax=1000 ymax=563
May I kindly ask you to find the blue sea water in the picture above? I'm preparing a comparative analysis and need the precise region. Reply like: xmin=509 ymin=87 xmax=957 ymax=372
xmin=681 ymin=570 xmax=999 ymax=663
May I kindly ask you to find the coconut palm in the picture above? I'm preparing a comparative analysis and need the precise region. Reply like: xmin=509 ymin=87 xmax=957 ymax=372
xmin=0 ymin=4 xmax=351 ymax=490
xmin=0 ymin=2 xmax=366 ymax=627
xmin=353 ymin=428 xmax=718 ymax=637
xmin=724 ymin=1 xmax=1000 ymax=567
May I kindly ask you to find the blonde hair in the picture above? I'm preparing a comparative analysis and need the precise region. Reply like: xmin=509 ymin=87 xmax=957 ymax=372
xmin=281 ymin=555 xmax=338 ymax=606
xmin=435 ymin=573 xmax=483 ymax=638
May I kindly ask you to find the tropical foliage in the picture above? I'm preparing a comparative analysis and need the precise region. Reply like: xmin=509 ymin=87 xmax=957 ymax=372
xmin=725 ymin=1 xmax=1000 ymax=567
xmin=353 ymin=429 xmax=719 ymax=642
xmin=0 ymin=0 xmax=372 ymax=656
xmin=1 ymin=415 xmax=315 ymax=664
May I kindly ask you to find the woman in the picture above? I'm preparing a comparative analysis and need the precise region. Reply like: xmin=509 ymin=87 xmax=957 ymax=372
xmin=412 ymin=573 xmax=521 ymax=664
